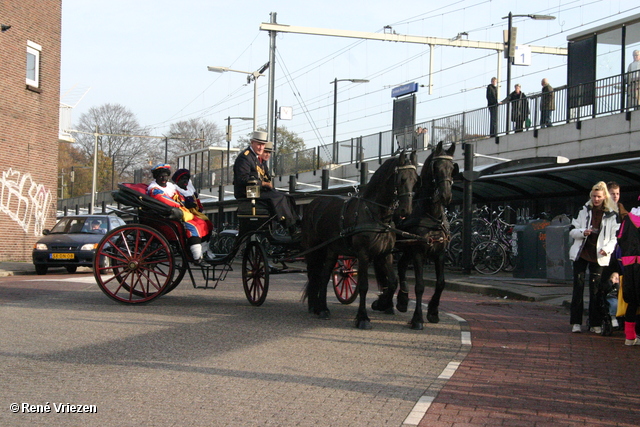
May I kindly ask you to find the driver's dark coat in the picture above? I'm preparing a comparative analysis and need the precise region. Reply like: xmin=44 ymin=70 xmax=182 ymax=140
xmin=233 ymin=146 xmax=260 ymax=199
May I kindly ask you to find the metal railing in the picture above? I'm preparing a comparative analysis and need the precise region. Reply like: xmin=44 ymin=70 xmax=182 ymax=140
xmin=273 ymin=71 xmax=637 ymax=176
xmin=58 ymin=71 xmax=639 ymax=213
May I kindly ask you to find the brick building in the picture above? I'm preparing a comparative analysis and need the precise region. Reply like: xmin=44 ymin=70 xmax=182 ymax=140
xmin=0 ymin=1 xmax=62 ymax=261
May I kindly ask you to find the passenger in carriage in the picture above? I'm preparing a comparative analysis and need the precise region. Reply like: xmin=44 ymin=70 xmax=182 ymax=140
xmin=172 ymin=168 xmax=215 ymax=250
xmin=233 ymin=131 xmax=300 ymax=235
xmin=147 ymin=163 xmax=212 ymax=264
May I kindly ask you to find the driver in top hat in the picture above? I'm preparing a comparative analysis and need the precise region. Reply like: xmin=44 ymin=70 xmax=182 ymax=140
xmin=233 ymin=131 xmax=299 ymax=232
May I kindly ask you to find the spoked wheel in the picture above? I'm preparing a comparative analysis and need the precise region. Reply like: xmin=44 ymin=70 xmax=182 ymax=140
xmin=242 ymin=240 xmax=270 ymax=306
xmin=445 ymin=232 xmax=463 ymax=269
xmin=93 ymin=224 xmax=174 ymax=304
xmin=163 ymin=242 xmax=188 ymax=295
xmin=472 ymin=241 xmax=506 ymax=275
xmin=332 ymin=257 xmax=359 ymax=304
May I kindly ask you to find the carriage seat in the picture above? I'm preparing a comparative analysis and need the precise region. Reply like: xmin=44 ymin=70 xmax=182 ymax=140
xmin=236 ymin=198 xmax=273 ymax=218
xmin=113 ymin=183 xmax=183 ymax=220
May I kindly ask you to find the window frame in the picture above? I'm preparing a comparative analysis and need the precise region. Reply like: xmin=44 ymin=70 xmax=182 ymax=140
xmin=26 ymin=40 xmax=42 ymax=88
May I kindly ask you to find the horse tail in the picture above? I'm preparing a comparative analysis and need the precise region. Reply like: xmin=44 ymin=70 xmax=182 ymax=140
xmin=301 ymin=279 xmax=310 ymax=303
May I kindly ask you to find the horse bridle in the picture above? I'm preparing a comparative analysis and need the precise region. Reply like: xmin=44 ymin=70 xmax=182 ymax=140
xmin=430 ymin=154 xmax=454 ymax=186
xmin=394 ymin=164 xmax=418 ymax=200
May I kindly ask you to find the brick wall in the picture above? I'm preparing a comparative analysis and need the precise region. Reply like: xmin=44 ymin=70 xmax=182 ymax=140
xmin=0 ymin=1 xmax=62 ymax=261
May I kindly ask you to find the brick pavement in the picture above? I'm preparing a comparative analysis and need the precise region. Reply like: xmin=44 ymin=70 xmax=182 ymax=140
xmin=418 ymin=292 xmax=640 ymax=427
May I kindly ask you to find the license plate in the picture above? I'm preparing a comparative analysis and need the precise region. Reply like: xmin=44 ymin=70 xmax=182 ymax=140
xmin=51 ymin=253 xmax=74 ymax=260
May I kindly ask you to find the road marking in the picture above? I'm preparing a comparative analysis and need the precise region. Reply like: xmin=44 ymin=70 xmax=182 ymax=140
xmin=25 ymin=277 xmax=98 ymax=284
xmin=402 ymin=310 xmax=470 ymax=426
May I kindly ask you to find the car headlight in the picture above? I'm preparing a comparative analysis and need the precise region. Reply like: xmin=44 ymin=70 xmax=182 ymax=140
xmin=34 ymin=243 xmax=48 ymax=250
xmin=80 ymin=243 xmax=98 ymax=251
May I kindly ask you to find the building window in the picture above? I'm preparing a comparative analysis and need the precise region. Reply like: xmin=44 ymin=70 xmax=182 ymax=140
xmin=26 ymin=40 xmax=41 ymax=88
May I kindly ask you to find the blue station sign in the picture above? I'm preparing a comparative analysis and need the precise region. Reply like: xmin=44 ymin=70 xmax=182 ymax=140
xmin=391 ymin=82 xmax=419 ymax=98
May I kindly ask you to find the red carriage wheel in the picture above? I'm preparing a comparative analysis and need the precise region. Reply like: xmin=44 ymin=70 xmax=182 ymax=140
xmin=242 ymin=240 xmax=270 ymax=306
xmin=332 ymin=257 xmax=359 ymax=304
xmin=162 ymin=242 xmax=188 ymax=294
xmin=93 ymin=224 xmax=174 ymax=304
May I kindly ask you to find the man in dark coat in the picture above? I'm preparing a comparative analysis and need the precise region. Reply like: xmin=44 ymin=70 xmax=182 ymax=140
xmin=502 ymin=84 xmax=529 ymax=133
xmin=233 ymin=131 xmax=299 ymax=230
xmin=540 ymin=78 xmax=555 ymax=128
xmin=486 ymin=77 xmax=498 ymax=136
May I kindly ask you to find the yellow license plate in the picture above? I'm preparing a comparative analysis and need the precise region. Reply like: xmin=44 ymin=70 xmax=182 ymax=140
xmin=51 ymin=253 xmax=74 ymax=260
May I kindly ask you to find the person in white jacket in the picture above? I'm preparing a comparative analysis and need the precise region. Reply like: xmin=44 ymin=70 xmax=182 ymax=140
xmin=568 ymin=181 xmax=620 ymax=333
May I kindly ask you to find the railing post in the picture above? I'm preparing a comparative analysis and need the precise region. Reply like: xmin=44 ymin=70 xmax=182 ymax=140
xmin=321 ymin=169 xmax=329 ymax=190
xmin=461 ymin=112 xmax=466 ymax=143
xmin=360 ymin=161 xmax=368 ymax=186
xmin=350 ymin=137 xmax=354 ymax=163
xmin=289 ymin=175 xmax=296 ymax=193
xmin=217 ymin=186 xmax=224 ymax=232
xmin=462 ymin=142 xmax=474 ymax=275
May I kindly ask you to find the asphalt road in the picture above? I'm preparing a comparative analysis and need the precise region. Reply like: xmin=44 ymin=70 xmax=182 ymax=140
xmin=0 ymin=267 xmax=467 ymax=427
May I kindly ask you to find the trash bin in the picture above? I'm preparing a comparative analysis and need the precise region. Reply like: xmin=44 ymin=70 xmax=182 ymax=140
xmin=546 ymin=214 xmax=574 ymax=283
xmin=512 ymin=219 xmax=551 ymax=278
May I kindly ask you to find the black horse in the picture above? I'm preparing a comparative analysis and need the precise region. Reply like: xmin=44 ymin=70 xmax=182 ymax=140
xmin=302 ymin=150 xmax=419 ymax=329
xmin=372 ymin=141 xmax=458 ymax=329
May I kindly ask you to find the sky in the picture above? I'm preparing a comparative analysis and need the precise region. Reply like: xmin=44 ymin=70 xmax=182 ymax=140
xmin=60 ymin=0 xmax=640 ymax=149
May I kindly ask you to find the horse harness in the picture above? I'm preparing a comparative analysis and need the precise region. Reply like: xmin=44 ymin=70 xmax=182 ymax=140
xmin=339 ymin=163 xmax=417 ymax=235
xmin=393 ymin=153 xmax=456 ymax=247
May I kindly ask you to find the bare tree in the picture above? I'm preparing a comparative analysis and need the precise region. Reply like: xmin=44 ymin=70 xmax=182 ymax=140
xmin=74 ymin=103 xmax=156 ymax=190
xmin=166 ymin=118 xmax=224 ymax=166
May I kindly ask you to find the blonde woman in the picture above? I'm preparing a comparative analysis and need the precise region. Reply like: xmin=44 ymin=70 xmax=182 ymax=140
xmin=569 ymin=181 xmax=620 ymax=333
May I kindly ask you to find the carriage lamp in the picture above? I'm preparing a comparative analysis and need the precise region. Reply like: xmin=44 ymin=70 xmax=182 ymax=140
xmin=246 ymin=179 xmax=261 ymax=199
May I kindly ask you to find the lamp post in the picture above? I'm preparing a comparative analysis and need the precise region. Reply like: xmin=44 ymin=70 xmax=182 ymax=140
xmin=330 ymin=78 xmax=369 ymax=163
xmin=208 ymin=63 xmax=269 ymax=131
xmin=225 ymin=116 xmax=253 ymax=184
xmin=503 ymin=12 xmax=555 ymax=134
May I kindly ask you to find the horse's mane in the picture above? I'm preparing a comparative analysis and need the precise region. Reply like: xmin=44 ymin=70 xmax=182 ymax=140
xmin=413 ymin=142 xmax=451 ymax=218
xmin=361 ymin=155 xmax=400 ymax=200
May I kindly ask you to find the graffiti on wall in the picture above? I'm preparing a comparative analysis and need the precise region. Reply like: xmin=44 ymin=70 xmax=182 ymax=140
xmin=0 ymin=168 xmax=52 ymax=236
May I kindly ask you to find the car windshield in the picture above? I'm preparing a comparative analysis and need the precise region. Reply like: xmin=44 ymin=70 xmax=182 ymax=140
xmin=50 ymin=217 xmax=108 ymax=234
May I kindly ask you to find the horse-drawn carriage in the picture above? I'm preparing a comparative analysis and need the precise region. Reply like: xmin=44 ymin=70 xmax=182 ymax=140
xmin=93 ymin=145 xmax=457 ymax=330
xmin=93 ymin=179 xmax=360 ymax=307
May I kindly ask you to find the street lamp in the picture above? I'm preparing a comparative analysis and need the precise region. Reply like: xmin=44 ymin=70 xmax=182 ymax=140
xmin=330 ymin=78 xmax=369 ymax=163
xmin=225 ymin=116 xmax=253 ymax=185
xmin=208 ymin=63 xmax=269 ymax=131
xmin=503 ymin=12 xmax=555 ymax=134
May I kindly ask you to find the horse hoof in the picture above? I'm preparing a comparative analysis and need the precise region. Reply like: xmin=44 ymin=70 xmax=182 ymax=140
xmin=396 ymin=294 xmax=409 ymax=312
xmin=372 ymin=298 xmax=393 ymax=313
xmin=427 ymin=313 xmax=440 ymax=324
xmin=356 ymin=320 xmax=372 ymax=330
xmin=410 ymin=322 xmax=424 ymax=330
xmin=318 ymin=310 xmax=330 ymax=320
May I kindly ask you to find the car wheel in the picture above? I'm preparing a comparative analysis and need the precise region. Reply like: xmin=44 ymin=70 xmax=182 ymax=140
xmin=98 ymin=254 xmax=111 ymax=275
xmin=35 ymin=265 xmax=48 ymax=275
xmin=66 ymin=266 xmax=77 ymax=274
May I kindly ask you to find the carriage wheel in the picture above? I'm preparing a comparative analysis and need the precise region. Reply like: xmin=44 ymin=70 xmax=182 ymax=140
xmin=332 ymin=257 xmax=359 ymax=304
xmin=242 ymin=240 xmax=270 ymax=306
xmin=93 ymin=224 xmax=174 ymax=304
xmin=163 ymin=242 xmax=188 ymax=294
xmin=472 ymin=241 xmax=505 ymax=275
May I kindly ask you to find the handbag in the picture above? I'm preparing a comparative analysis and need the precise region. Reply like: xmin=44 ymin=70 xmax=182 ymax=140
xmin=616 ymin=276 xmax=640 ymax=317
